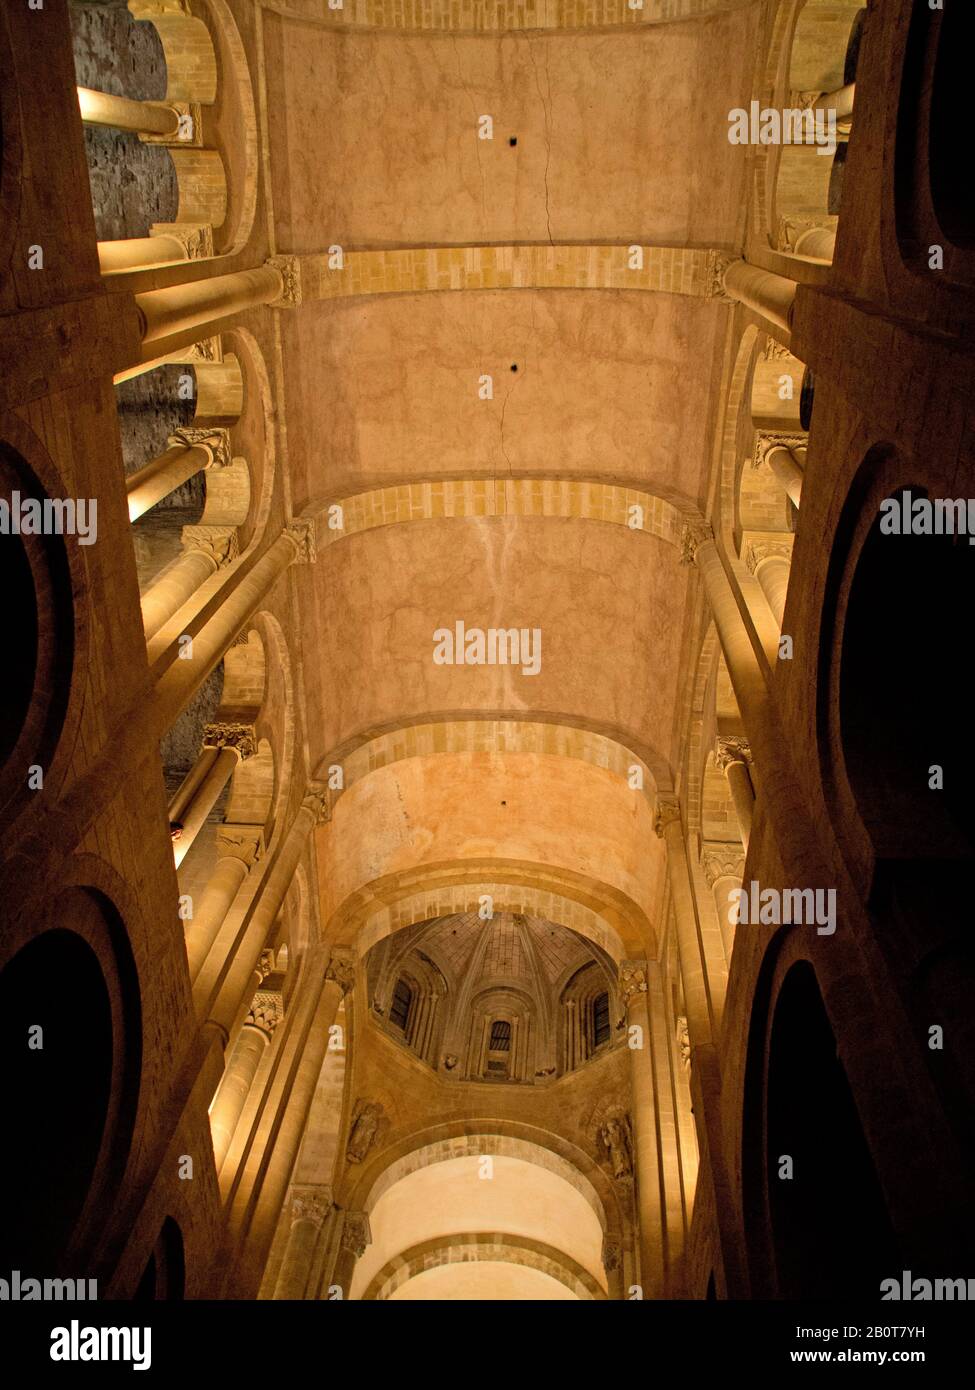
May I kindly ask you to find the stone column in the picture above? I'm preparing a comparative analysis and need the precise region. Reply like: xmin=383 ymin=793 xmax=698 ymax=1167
xmin=98 ymin=234 xmax=188 ymax=274
xmin=226 ymin=954 xmax=356 ymax=1296
xmin=195 ymin=782 xmax=329 ymax=1044
xmin=653 ymin=798 xmax=717 ymax=1051
xmin=154 ymin=522 xmax=316 ymax=736
xmin=811 ymin=83 xmax=855 ymax=122
xmin=714 ymin=737 xmax=756 ymax=852
xmin=330 ymin=1212 xmax=373 ymax=1301
xmin=209 ymin=990 xmax=283 ymax=1170
xmin=757 ymin=437 xmax=805 ymax=508
xmin=185 ymin=824 xmax=264 ymax=980
xmin=680 ymin=521 xmax=771 ymax=742
xmin=272 ymin=1185 xmax=333 ymax=1300
xmin=142 ymin=524 xmax=238 ymax=641
xmin=793 ymin=226 xmax=837 ymax=262
xmin=170 ymin=722 xmax=256 ymax=867
xmin=135 ymin=262 xmax=289 ymax=352
xmin=77 ymin=86 xmax=180 ymax=137
xmin=743 ymin=537 xmax=793 ymax=628
xmin=723 ymin=260 xmax=798 ymax=336
xmin=619 ymin=961 xmax=666 ymax=1298
xmin=128 ymin=427 xmax=230 ymax=522
xmin=700 ymin=843 xmax=746 ymax=965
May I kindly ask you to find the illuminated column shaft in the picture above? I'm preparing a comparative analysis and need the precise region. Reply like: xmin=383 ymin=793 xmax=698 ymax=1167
xmin=170 ymin=722 xmax=255 ymax=867
xmin=210 ymin=993 xmax=282 ymax=1170
xmin=715 ymin=737 xmax=756 ymax=852
xmin=135 ymin=265 xmax=284 ymax=350
xmin=273 ymin=1186 xmax=333 ymax=1300
xmin=620 ymin=963 xmax=666 ymax=1298
xmin=723 ymin=261 xmax=798 ymax=336
xmin=793 ymin=226 xmax=837 ymax=263
xmin=99 ymin=235 xmax=188 ymax=273
xmin=225 ymin=956 xmax=354 ymax=1297
xmin=701 ymin=846 xmax=746 ymax=965
xmin=765 ymin=443 xmax=804 ymax=507
xmin=141 ymin=524 xmax=238 ymax=641
xmin=77 ymin=86 xmax=179 ymax=137
xmin=195 ymin=782 xmax=327 ymax=1043
xmin=128 ymin=428 xmax=229 ymax=522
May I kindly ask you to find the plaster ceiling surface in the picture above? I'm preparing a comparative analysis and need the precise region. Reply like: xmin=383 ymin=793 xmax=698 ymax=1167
xmin=349 ymin=1153 xmax=606 ymax=1296
xmin=263 ymin=16 xmax=757 ymax=248
xmin=301 ymin=518 xmax=689 ymax=757
xmin=285 ymin=290 xmax=722 ymax=507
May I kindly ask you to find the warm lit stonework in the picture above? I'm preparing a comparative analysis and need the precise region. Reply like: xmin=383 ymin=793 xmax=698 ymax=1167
xmin=1 ymin=0 xmax=973 ymax=1338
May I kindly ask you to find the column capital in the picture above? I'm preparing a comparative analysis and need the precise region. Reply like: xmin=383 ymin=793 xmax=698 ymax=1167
xmin=181 ymin=523 xmax=238 ymax=568
xmin=762 ymin=338 xmax=795 ymax=362
xmin=714 ymin=735 xmax=752 ymax=772
xmin=325 ymin=951 xmax=355 ymax=995
xmin=245 ymin=989 xmax=283 ymax=1039
xmin=203 ymin=721 xmax=257 ymax=760
xmin=167 ymin=425 xmax=231 ymax=469
xmin=678 ymin=518 xmax=713 ymax=567
xmin=653 ymin=794 xmax=681 ymax=838
xmin=340 ymin=1210 xmax=372 ymax=1257
xmin=302 ymin=780 xmax=330 ymax=824
xmin=675 ymin=1014 xmax=691 ymax=1071
xmin=267 ymin=255 xmax=303 ymax=308
xmin=618 ymin=960 xmax=648 ymax=1004
xmin=150 ymin=220 xmax=212 ymax=256
xmin=215 ymin=822 xmax=264 ymax=865
xmin=290 ymin=1183 xmax=332 ymax=1229
xmin=742 ymin=534 xmax=794 ymax=575
xmin=753 ymin=432 xmax=805 ymax=471
xmin=286 ymin=517 xmax=318 ymax=564
xmin=700 ymin=842 xmax=746 ymax=887
xmin=705 ymin=250 xmax=736 ymax=304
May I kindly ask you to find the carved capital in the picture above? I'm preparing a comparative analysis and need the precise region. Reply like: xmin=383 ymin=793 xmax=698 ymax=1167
xmin=705 ymin=250 xmax=736 ymax=304
xmin=762 ymin=338 xmax=794 ymax=363
xmin=267 ymin=255 xmax=302 ymax=308
xmin=246 ymin=990 xmax=283 ymax=1038
xmin=181 ymin=523 xmax=238 ymax=568
xmin=326 ymin=952 xmax=356 ymax=995
xmin=714 ymin=736 xmax=752 ymax=773
xmin=167 ymin=426 xmax=231 ymax=469
xmin=291 ymin=1184 xmax=332 ymax=1229
xmin=216 ymin=823 xmax=264 ymax=866
xmin=618 ymin=961 xmax=648 ymax=1005
xmin=183 ymin=336 xmax=222 ymax=363
xmin=675 ymin=1015 xmax=691 ymax=1070
xmin=302 ymin=781 xmax=330 ymax=825
xmin=602 ymin=1237 xmax=622 ymax=1274
xmin=742 ymin=535 xmax=794 ymax=574
xmin=150 ymin=220 xmax=212 ymax=258
xmin=340 ymin=1211 xmax=372 ymax=1258
xmin=700 ymin=842 xmax=746 ymax=888
xmin=653 ymin=794 xmax=681 ymax=838
xmin=286 ymin=517 xmax=317 ymax=564
xmin=678 ymin=518 xmax=713 ymax=567
xmin=752 ymin=432 xmax=806 ymax=471
xmin=203 ymin=721 xmax=257 ymax=760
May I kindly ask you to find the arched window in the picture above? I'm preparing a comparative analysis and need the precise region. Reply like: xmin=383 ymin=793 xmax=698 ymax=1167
xmin=593 ymin=992 xmax=611 ymax=1049
xmin=389 ymin=977 xmax=413 ymax=1032
xmin=489 ymin=1019 xmax=511 ymax=1052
